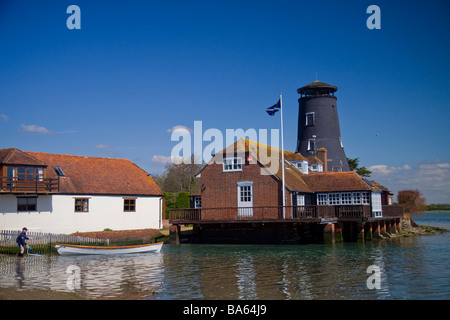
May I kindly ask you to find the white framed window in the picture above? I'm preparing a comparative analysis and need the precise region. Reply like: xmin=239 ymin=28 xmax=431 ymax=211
xmin=194 ymin=196 xmax=201 ymax=208
xmin=223 ymin=157 xmax=242 ymax=172
xmin=341 ymin=192 xmax=352 ymax=204
xmin=352 ymin=192 xmax=361 ymax=204
xmin=317 ymin=193 xmax=328 ymax=205
xmin=328 ymin=193 xmax=340 ymax=205
xmin=292 ymin=160 xmax=309 ymax=174
xmin=239 ymin=185 xmax=252 ymax=202
xmin=296 ymin=194 xmax=305 ymax=206
xmin=309 ymin=163 xmax=323 ymax=172
xmin=371 ymin=192 xmax=382 ymax=217
xmin=305 ymin=112 xmax=315 ymax=126
xmin=361 ymin=192 xmax=370 ymax=205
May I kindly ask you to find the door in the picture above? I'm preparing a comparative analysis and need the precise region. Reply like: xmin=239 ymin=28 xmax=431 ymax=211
xmin=295 ymin=194 xmax=305 ymax=218
xmin=237 ymin=181 xmax=253 ymax=217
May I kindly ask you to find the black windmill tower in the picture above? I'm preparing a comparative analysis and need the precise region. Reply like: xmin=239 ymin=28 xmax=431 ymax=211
xmin=295 ymin=80 xmax=350 ymax=171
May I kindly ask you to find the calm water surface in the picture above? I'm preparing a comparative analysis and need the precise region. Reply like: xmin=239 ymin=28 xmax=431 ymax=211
xmin=1 ymin=212 xmax=449 ymax=300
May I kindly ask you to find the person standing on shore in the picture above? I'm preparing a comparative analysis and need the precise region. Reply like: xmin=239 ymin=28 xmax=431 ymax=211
xmin=16 ymin=227 xmax=29 ymax=257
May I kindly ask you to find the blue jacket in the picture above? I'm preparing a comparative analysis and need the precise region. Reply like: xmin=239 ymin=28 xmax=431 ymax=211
xmin=16 ymin=232 xmax=29 ymax=246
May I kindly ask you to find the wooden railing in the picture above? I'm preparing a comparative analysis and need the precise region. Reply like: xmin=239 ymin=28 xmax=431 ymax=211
xmin=0 ymin=176 xmax=59 ymax=193
xmin=382 ymin=205 xmax=403 ymax=217
xmin=170 ymin=205 xmax=403 ymax=223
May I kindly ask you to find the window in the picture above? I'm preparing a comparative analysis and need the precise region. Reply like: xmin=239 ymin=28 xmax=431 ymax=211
xmin=332 ymin=166 xmax=342 ymax=172
xmin=194 ymin=196 xmax=201 ymax=208
xmin=239 ymin=185 xmax=252 ymax=202
xmin=223 ymin=157 xmax=242 ymax=172
xmin=317 ymin=193 xmax=328 ymax=205
xmin=124 ymin=198 xmax=136 ymax=212
xmin=17 ymin=197 xmax=37 ymax=211
xmin=296 ymin=194 xmax=305 ymax=206
xmin=352 ymin=192 xmax=361 ymax=204
xmin=309 ymin=163 xmax=323 ymax=172
xmin=341 ymin=192 xmax=352 ymax=204
xmin=371 ymin=192 xmax=382 ymax=217
xmin=11 ymin=166 xmax=43 ymax=182
xmin=307 ymin=139 xmax=316 ymax=152
xmin=294 ymin=160 xmax=309 ymax=174
xmin=328 ymin=193 xmax=340 ymax=205
xmin=361 ymin=192 xmax=370 ymax=205
xmin=305 ymin=112 xmax=315 ymax=126
xmin=53 ymin=167 xmax=65 ymax=177
xmin=74 ymin=198 xmax=89 ymax=212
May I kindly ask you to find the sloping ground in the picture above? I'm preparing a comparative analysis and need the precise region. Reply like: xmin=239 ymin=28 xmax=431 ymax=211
xmin=72 ymin=228 xmax=163 ymax=243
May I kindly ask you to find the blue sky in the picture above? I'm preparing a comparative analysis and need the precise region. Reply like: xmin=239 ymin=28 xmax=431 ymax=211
xmin=1 ymin=0 xmax=449 ymax=203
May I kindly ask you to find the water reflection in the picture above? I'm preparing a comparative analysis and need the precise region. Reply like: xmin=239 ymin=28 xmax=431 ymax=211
xmin=0 ymin=214 xmax=449 ymax=300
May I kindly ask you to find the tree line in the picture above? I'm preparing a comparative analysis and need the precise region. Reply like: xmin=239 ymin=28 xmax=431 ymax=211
xmin=152 ymin=156 xmax=203 ymax=218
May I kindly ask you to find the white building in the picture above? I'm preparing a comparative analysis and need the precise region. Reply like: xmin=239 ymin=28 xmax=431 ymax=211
xmin=0 ymin=148 xmax=163 ymax=234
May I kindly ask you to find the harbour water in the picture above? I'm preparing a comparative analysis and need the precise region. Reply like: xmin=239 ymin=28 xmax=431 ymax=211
xmin=0 ymin=212 xmax=449 ymax=300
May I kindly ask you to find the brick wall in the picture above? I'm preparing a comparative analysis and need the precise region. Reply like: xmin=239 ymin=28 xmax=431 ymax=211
xmin=200 ymin=156 xmax=292 ymax=220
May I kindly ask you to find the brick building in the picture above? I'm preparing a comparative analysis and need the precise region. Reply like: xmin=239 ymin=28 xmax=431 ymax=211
xmin=172 ymin=139 xmax=402 ymax=244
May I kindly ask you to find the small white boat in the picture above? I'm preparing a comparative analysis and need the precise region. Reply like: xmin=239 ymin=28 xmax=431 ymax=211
xmin=55 ymin=242 xmax=163 ymax=256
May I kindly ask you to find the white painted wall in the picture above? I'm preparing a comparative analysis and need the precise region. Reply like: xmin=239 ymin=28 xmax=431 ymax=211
xmin=0 ymin=194 xmax=163 ymax=234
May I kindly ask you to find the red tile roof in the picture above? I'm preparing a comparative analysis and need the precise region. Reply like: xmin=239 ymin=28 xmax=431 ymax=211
xmin=0 ymin=148 xmax=162 ymax=196
xmin=303 ymin=171 xmax=380 ymax=192
xmin=0 ymin=148 xmax=46 ymax=166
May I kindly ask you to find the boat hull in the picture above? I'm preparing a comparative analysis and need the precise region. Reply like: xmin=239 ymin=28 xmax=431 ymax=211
xmin=55 ymin=242 xmax=163 ymax=256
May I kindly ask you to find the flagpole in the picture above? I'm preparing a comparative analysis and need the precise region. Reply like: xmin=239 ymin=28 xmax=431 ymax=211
xmin=280 ymin=92 xmax=286 ymax=219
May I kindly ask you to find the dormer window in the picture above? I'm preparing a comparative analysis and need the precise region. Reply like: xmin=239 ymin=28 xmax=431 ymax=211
xmin=291 ymin=160 xmax=309 ymax=174
xmin=53 ymin=167 xmax=65 ymax=177
xmin=309 ymin=163 xmax=323 ymax=172
xmin=223 ymin=157 xmax=242 ymax=172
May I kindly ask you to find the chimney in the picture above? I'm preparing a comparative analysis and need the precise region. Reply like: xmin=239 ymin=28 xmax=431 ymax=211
xmin=317 ymin=147 xmax=328 ymax=172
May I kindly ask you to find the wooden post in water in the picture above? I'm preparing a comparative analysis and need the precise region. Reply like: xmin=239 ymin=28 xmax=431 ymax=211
xmin=357 ymin=222 xmax=365 ymax=243
xmin=365 ymin=222 xmax=373 ymax=241
xmin=373 ymin=221 xmax=381 ymax=238
xmin=169 ymin=225 xmax=181 ymax=245
xmin=323 ymin=223 xmax=335 ymax=244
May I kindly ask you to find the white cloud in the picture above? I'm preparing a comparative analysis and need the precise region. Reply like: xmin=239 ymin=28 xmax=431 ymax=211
xmin=0 ymin=114 xmax=9 ymax=122
xmin=152 ymin=154 xmax=185 ymax=165
xmin=167 ymin=125 xmax=192 ymax=135
xmin=152 ymin=155 xmax=172 ymax=164
xmin=368 ymin=164 xmax=411 ymax=175
xmin=95 ymin=144 xmax=111 ymax=149
xmin=19 ymin=123 xmax=52 ymax=134
xmin=369 ymin=160 xmax=450 ymax=203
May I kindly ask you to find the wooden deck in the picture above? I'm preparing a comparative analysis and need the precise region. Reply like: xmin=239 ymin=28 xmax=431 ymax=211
xmin=0 ymin=176 xmax=59 ymax=194
xmin=169 ymin=205 xmax=403 ymax=225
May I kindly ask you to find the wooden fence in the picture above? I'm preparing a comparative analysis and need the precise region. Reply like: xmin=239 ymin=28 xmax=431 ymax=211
xmin=0 ymin=229 xmax=109 ymax=254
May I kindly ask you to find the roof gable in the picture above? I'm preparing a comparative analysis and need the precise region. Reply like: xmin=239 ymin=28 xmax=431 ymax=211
xmin=0 ymin=148 xmax=46 ymax=166
xmin=210 ymin=139 xmax=312 ymax=193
